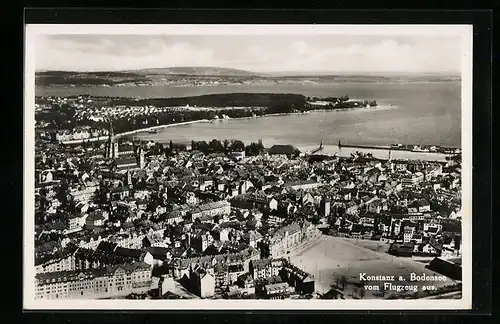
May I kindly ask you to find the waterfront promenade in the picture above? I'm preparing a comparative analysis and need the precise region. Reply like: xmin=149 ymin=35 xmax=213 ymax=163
xmin=116 ymin=119 xmax=211 ymax=138
xmin=300 ymin=144 xmax=451 ymax=162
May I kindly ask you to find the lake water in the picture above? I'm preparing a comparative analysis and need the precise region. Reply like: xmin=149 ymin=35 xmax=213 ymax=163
xmin=36 ymin=81 xmax=461 ymax=148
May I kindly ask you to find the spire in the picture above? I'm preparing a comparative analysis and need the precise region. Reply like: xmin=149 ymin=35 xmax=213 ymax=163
xmin=105 ymin=114 xmax=117 ymax=159
xmin=126 ymin=168 xmax=133 ymax=188
xmin=107 ymin=114 xmax=114 ymax=138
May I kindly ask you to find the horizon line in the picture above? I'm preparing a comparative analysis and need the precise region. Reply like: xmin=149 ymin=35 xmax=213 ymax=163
xmin=34 ymin=66 xmax=462 ymax=76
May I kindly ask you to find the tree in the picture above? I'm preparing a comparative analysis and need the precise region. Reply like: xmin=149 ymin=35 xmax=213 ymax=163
xmin=56 ymin=179 xmax=70 ymax=209
xmin=245 ymin=141 xmax=264 ymax=156
xmin=195 ymin=140 xmax=210 ymax=154
xmin=209 ymin=139 xmax=224 ymax=153
xmin=231 ymin=140 xmax=245 ymax=152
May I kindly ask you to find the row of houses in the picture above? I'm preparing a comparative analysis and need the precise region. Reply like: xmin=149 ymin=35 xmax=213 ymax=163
xmin=35 ymin=240 xmax=156 ymax=275
xmin=34 ymin=261 xmax=152 ymax=300
xmin=388 ymin=240 xmax=443 ymax=257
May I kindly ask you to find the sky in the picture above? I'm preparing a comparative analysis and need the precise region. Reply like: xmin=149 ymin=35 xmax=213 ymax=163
xmin=35 ymin=34 xmax=462 ymax=74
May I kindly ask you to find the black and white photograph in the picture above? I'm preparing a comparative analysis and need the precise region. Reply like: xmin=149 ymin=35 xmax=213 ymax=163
xmin=23 ymin=24 xmax=472 ymax=310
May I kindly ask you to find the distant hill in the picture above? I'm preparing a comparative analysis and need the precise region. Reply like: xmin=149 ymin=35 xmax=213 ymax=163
xmin=35 ymin=67 xmax=264 ymax=86
xmin=121 ymin=66 xmax=263 ymax=77
xmin=35 ymin=67 xmax=460 ymax=87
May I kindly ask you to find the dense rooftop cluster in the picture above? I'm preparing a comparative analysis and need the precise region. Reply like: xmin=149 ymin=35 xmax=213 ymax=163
xmin=32 ymin=95 xmax=462 ymax=301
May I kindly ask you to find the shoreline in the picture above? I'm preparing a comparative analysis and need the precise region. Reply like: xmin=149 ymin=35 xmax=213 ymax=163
xmin=337 ymin=143 xmax=458 ymax=154
xmin=298 ymin=145 xmax=452 ymax=162
xmin=60 ymin=112 xmax=460 ymax=155
xmin=115 ymin=107 xmax=374 ymax=138
xmin=116 ymin=119 xmax=211 ymax=138
xmin=35 ymin=79 xmax=462 ymax=92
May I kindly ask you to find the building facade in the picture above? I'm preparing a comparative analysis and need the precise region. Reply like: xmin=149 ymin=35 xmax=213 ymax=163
xmin=34 ymin=262 xmax=152 ymax=300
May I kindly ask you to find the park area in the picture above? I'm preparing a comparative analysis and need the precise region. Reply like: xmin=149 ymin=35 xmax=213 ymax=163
xmin=289 ymin=235 xmax=460 ymax=299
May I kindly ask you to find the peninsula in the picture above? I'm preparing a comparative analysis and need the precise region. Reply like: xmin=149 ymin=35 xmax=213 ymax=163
xmin=35 ymin=93 xmax=377 ymax=138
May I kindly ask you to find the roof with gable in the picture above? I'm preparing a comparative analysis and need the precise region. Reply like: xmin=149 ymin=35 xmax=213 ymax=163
xmin=35 ymin=243 xmax=79 ymax=266
xmin=283 ymin=262 xmax=314 ymax=281
xmin=250 ymin=258 xmax=272 ymax=269
xmin=113 ymin=247 xmax=146 ymax=260
xmin=35 ymin=261 xmax=151 ymax=286
xmin=278 ymin=222 xmax=301 ymax=235
xmin=249 ymin=230 xmax=263 ymax=241
xmin=35 ymin=241 xmax=62 ymax=256
xmin=177 ymin=247 xmax=258 ymax=270
xmin=190 ymin=201 xmax=230 ymax=214
xmin=410 ymin=198 xmax=431 ymax=208
xmin=265 ymin=282 xmax=290 ymax=293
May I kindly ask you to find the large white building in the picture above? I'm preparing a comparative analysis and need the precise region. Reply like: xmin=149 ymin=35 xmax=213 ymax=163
xmin=34 ymin=262 xmax=152 ymax=300
xmin=269 ymin=221 xmax=320 ymax=258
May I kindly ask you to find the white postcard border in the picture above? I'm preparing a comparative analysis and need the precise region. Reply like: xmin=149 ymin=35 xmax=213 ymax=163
xmin=23 ymin=24 xmax=473 ymax=310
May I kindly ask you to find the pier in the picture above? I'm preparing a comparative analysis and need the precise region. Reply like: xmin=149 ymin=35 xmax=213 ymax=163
xmin=306 ymin=140 xmax=324 ymax=155
xmin=302 ymin=142 xmax=451 ymax=162
xmin=340 ymin=143 xmax=391 ymax=150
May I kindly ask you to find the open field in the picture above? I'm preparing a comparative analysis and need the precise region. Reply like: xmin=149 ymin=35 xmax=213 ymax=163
xmin=339 ymin=237 xmax=391 ymax=253
xmin=289 ymin=235 xmax=459 ymax=299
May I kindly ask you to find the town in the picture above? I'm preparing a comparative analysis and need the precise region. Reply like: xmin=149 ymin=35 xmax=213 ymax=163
xmin=35 ymin=94 xmax=458 ymax=157
xmin=33 ymin=109 xmax=463 ymax=300
xmin=34 ymin=93 xmax=379 ymax=141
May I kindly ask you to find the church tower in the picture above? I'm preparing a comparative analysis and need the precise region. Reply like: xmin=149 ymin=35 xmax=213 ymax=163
xmin=106 ymin=117 xmax=119 ymax=159
xmin=388 ymin=149 xmax=395 ymax=173
xmin=126 ymin=169 xmax=133 ymax=189
xmin=137 ymin=144 xmax=145 ymax=169
xmin=113 ymin=140 xmax=119 ymax=159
